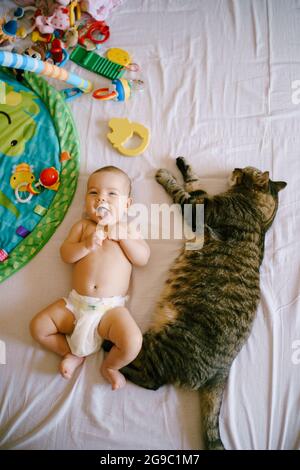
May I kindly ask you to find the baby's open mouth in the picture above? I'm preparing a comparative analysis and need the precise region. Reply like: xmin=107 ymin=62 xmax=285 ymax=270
xmin=96 ymin=205 xmax=110 ymax=217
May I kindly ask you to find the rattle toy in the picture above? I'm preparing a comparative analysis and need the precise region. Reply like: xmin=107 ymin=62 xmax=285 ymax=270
xmin=107 ymin=118 xmax=150 ymax=157
xmin=11 ymin=164 xmax=60 ymax=204
xmin=93 ymin=77 xmax=144 ymax=101
xmin=78 ymin=20 xmax=109 ymax=50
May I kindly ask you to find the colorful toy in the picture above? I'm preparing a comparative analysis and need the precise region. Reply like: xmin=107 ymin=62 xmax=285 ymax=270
xmin=10 ymin=163 xmax=35 ymax=191
xmin=93 ymin=78 xmax=130 ymax=101
xmin=31 ymin=30 xmax=52 ymax=43
xmin=105 ymin=47 xmax=140 ymax=72
xmin=69 ymin=0 xmax=82 ymax=27
xmin=106 ymin=47 xmax=131 ymax=66
xmin=0 ymin=19 xmax=18 ymax=45
xmin=107 ymin=118 xmax=150 ymax=157
xmin=50 ymin=39 xmax=63 ymax=63
xmin=70 ymin=46 xmax=124 ymax=80
xmin=93 ymin=77 xmax=144 ymax=101
xmin=0 ymin=51 xmax=93 ymax=94
xmin=14 ymin=6 xmax=37 ymax=39
xmin=35 ymin=4 xmax=70 ymax=34
xmin=39 ymin=167 xmax=60 ymax=189
xmin=13 ymin=166 xmax=60 ymax=204
xmin=77 ymin=20 xmax=110 ymax=50
xmin=49 ymin=38 xmax=69 ymax=66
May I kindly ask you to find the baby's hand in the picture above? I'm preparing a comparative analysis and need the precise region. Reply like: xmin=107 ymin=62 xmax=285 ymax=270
xmin=84 ymin=229 xmax=106 ymax=251
xmin=96 ymin=224 xmax=107 ymax=243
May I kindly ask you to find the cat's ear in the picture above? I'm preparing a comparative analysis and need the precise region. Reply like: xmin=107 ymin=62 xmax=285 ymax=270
xmin=271 ymin=180 xmax=287 ymax=192
xmin=256 ymin=171 xmax=269 ymax=188
xmin=229 ymin=168 xmax=243 ymax=186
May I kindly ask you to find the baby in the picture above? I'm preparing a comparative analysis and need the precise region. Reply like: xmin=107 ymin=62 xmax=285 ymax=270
xmin=30 ymin=166 xmax=150 ymax=390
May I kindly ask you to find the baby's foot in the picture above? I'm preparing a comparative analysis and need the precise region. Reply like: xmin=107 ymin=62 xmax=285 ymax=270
xmin=100 ymin=364 xmax=126 ymax=390
xmin=59 ymin=354 xmax=85 ymax=379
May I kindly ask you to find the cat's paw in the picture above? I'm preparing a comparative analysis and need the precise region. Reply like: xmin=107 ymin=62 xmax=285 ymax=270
xmin=155 ymin=168 xmax=171 ymax=184
xmin=176 ymin=156 xmax=188 ymax=174
xmin=122 ymin=363 xmax=161 ymax=390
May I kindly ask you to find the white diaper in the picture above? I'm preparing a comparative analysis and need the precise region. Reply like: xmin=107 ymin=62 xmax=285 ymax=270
xmin=64 ymin=289 xmax=127 ymax=357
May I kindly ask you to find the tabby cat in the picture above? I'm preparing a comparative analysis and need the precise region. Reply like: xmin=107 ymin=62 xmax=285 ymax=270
xmin=121 ymin=157 xmax=286 ymax=450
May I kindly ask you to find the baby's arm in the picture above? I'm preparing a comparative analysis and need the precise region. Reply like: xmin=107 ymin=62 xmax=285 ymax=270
xmin=108 ymin=223 xmax=150 ymax=267
xmin=60 ymin=220 xmax=101 ymax=264
xmin=120 ymin=238 xmax=150 ymax=267
xmin=119 ymin=239 xmax=150 ymax=266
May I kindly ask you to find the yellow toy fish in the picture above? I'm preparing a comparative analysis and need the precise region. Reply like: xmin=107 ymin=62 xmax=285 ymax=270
xmin=10 ymin=163 xmax=35 ymax=192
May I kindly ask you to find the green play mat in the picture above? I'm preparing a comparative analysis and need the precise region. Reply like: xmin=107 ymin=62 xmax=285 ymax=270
xmin=0 ymin=68 xmax=80 ymax=283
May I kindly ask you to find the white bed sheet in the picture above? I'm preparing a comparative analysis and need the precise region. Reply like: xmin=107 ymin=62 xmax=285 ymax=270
xmin=0 ymin=0 xmax=300 ymax=450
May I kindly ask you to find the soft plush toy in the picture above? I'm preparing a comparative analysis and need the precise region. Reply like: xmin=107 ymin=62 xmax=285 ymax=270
xmin=17 ymin=0 xmax=125 ymax=33
xmin=35 ymin=2 xmax=70 ymax=34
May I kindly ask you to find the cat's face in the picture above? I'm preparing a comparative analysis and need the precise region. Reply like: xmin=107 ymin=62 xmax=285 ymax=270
xmin=229 ymin=166 xmax=287 ymax=229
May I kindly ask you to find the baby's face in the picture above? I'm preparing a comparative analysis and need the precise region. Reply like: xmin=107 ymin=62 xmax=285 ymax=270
xmin=86 ymin=171 xmax=131 ymax=226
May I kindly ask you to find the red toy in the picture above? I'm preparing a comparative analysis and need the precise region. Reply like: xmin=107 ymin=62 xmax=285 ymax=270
xmin=50 ymin=39 xmax=63 ymax=63
xmin=39 ymin=167 xmax=60 ymax=189
xmin=78 ymin=20 xmax=110 ymax=50
xmin=15 ymin=167 xmax=60 ymax=204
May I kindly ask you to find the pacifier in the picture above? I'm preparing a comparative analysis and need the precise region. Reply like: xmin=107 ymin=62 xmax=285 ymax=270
xmin=96 ymin=203 xmax=110 ymax=218
xmin=97 ymin=206 xmax=109 ymax=217
xmin=96 ymin=202 xmax=113 ymax=226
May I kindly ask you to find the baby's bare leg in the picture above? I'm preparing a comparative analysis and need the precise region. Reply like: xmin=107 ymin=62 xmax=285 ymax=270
xmin=30 ymin=299 xmax=84 ymax=379
xmin=98 ymin=307 xmax=142 ymax=390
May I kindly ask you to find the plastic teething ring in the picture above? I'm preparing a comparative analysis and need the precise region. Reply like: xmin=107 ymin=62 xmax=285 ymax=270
xmin=78 ymin=21 xmax=110 ymax=46
xmin=86 ymin=22 xmax=110 ymax=44
xmin=93 ymin=88 xmax=117 ymax=100
xmin=15 ymin=183 xmax=33 ymax=204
